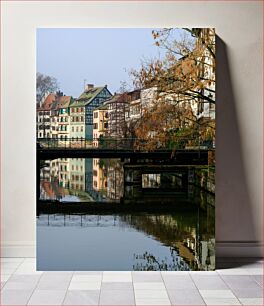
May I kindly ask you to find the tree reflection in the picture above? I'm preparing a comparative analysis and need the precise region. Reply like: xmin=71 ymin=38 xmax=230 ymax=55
xmin=133 ymin=247 xmax=190 ymax=271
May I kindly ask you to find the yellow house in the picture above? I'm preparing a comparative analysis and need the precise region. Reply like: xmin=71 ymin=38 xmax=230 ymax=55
xmin=92 ymin=104 xmax=108 ymax=147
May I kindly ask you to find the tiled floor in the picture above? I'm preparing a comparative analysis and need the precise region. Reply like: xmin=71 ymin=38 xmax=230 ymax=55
xmin=0 ymin=258 xmax=263 ymax=305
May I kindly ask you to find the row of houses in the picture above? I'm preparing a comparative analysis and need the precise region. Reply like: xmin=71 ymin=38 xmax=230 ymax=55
xmin=36 ymin=84 xmax=157 ymax=142
xmin=36 ymin=84 xmax=112 ymax=140
xmin=37 ymin=82 xmax=214 ymax=143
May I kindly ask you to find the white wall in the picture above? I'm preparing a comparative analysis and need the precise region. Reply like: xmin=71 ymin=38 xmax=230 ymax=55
xmin=1 ymin=1 xmax=263 ymax=257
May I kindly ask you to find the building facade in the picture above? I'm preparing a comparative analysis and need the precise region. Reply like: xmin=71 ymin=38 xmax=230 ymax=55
xmin=37 ymin=93 xmax=56 ymax=138
xmin=92 ymin=104 xmax=108 ymax=146
xmin=57 ymin=96 xmax=73 ymax=141
xmin=71 ymin=84 xmax=112 ymax=140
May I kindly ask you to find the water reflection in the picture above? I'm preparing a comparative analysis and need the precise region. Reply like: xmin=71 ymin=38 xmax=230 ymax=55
xmin=37 ymin=212 xmax=214 ymax=271
xmin=38 ymin=158 xmax=215 ymax=271
xmin=40 ymin=158 xmax=125 ymax=202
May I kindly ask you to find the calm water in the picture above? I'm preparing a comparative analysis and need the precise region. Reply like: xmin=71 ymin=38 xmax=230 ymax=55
xmin=37 ymin=158 xmax=215 ymax=271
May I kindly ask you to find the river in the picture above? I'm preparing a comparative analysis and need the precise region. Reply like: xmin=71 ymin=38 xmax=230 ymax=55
xmin=37 ymin=158 xmax=215 ymax=271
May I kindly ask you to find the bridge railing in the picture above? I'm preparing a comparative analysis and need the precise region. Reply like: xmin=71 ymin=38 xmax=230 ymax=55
xmin=36 ymin=137 xmax=214 ymax=151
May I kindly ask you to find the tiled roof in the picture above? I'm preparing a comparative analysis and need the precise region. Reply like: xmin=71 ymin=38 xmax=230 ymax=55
xmin=57 ymin=96 xmax=72 ymax=109
xmin=104 ymin=93 xmax=129 ymax=105
xmin=93 ymin=103 xmax=108 ymax=111
xmin=41 ymin=93 xmax=56 ymax=110
xmin=71 ymin=86 xmax=105 ymax=107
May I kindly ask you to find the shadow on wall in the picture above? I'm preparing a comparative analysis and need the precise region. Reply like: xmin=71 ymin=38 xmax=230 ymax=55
xmin=216 ymin=36 xmax=260 ymax=267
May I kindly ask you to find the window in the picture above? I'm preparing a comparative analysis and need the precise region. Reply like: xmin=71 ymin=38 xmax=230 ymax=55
xmin=104 ymin=122 xmax=108 ymax=129
xmin=72 ymin=126 xmax=74 ymax=132
xmin=72 ymin=165 xmax=74 ymax=170
xmin=81 ymin=126 xmax=83 ymax=132
xmin=94 ymin=123 xmax=98 ymax=129
xmin=93 ymin=170 xmax=98 ymax=176
xmin=94 ymin=112 xmax=98 ymax=118
xmin=76 ymin=107 xmax=79 ymax=112
xmin=81 ymin=116 xmax=84 ymax=122
xmin=81 ymin=107 xmax=84 ymax=112
xmin=76 ymin=127 xmax=79 ymax=132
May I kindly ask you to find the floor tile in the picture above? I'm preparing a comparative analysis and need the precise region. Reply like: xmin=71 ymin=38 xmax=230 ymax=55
xmin=217 ymin=268 xmax=249 ymax=275
xmin=252 ymin=275 xmax=264 ymax=287
xmin=8 ymin=274 xmax=41 ymax=283
xmin=191 ymin=275 xmax=228 ymax=290
xmin=135 ymin=298 xmax=171 ymax=305
xmin=231 ymin=287 xmax=263 ymax=298
xmin=135 ymin=289 xmax=169 ymax=299
xmin=221 ymin=275 xmax=261 ymax=289
xmin=102 ymin=271 xmax=132 ymax=282
xmin=99 ymin=289 xmax=135 ymax=305
xmin=3 ymin=280 xmax=38 ymax=291
xmin=74 ymin=271 xmax=103 ymax=275
xmin=27 ymin=289 xmax=66 ymax=305
xmin=68 ymin=281 xmax=101 ymax=290
xmin=239 ymin=298 xmax=264 ymax=305
xmin=163 ymin=275 xmax=196 ymax=289
xmin=199 ymin=289 xmax=237 ymax=298
xmin=14 ymin=263 xmax=43 ymax=275
xmin=37 ymin=273 xmax=72 ymax=290
xmin=71 ymin=274 xmax=101 ymax=282
xmin=203 ymin=298 xmax=241 ymax=305
xmin=1 ymin=288 xmax=33 ymax=305
xmin=63 ymin=290 xmax=100 ymax=305
xmin=101 ymin=281 xmax=133 ymax=290
xmin=167 ymin=289 xmax=205 ymax=305
xmin=134 ymin=282 xmax=166 ymax=290
xmin=132 ymin=271 xmax=163 ymax=282
xmin=190 ymin=271 xmax=218 ymax=275
xmin=161 ymin=271 xmax=189 ymax=275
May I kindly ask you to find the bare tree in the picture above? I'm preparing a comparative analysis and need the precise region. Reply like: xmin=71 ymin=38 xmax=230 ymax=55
xmin=36 ymin=72 xmax=59 ymax=103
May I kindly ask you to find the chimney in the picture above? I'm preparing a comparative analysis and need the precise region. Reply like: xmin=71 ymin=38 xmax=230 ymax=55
xmin=85 ymin=84 xmax=94 ymax=91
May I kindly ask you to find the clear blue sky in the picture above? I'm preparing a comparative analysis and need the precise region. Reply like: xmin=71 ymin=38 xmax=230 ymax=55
xmin=37 ymin=28 xmax=182 ymax=98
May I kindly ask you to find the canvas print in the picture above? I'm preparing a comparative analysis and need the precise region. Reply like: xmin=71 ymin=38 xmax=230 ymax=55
xmin=36 ymin=28 xmax=215 ymax=271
